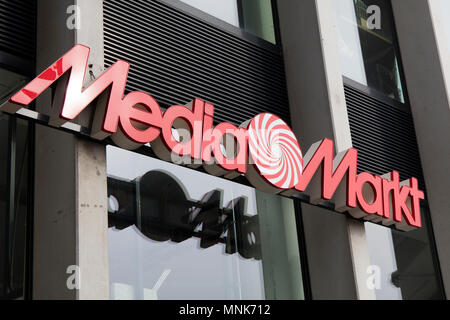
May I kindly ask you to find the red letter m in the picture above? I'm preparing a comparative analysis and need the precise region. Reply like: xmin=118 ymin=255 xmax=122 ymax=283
xmin=295 ymin=138 xmax=358 ymax=210
xmin=0 ymin=44 xmax=130 ymax=139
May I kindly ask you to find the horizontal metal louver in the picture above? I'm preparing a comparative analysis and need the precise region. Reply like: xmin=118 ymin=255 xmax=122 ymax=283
xmin=345 ymin=84 xmax=425 ymax=187
xmin=0 ymin=0 xmax=36 ymax=60
xmin=103 ymin=0 xmax=290 ymax=126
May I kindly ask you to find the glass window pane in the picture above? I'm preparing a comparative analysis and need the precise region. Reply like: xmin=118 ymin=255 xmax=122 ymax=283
xmin=179 ymin=0 xmax=276 ymax=44
xmin=365 ymin=205 xmax=444 ymax=300
xmin=390 ymin=206 xmax=444 ymax=300
xmin=255 ymin=191 xmax=304 ymax=299
xmin=107 ymin=146 xmax=304 ymax=300
xmin=11 ymin=119 xmax=30 ymax=297
xmin=0 ymin=114 xmax=30 ymax=300
xmin=179 ymin=0 xmax=240 ymax=27
xmin=0 ymin=114 xmax=9 ymax=298
xmin=0 ymin=65 xmax=31 ymax=299
xmin=239 ymin=0 xmax=276 ymax=44
xmin=365 ymin=223 xmax=403 ymax=299
xmin=333 ymin=0 xmax=405 ymax=102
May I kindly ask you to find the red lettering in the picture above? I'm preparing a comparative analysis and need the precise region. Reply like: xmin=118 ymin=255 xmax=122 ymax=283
xmin=2 ymin=44 xmax=130 ymax=135
xmin=295 ymin=139 xmax=357 ymax=208
xmin=382 ymin=171 xmax=400 ymax=220
xmin=355 ymin=172 xmax=383 ymax=217
xmin=209 ymin=122 xmax=248 ymax=174
xmin=395 ymin=178 xmax=423 ymax=228
xmin=110 ymin=91 xmax=163 ymax=149
xmin=1 ymin=44 xmax=426 ymax=231
xmin=161 ymin=99 xmax=205 ymax=160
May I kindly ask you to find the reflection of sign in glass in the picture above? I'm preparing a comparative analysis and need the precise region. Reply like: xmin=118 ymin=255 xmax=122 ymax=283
xmin=108 ymin=170 xmax=261 ymax=260
xmin=1 ymin=44 xmax=424 ymax=231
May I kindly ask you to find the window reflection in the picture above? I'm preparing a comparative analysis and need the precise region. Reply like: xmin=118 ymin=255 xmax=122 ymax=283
xmin=0 ymin=114 xmax=9 ymax=298
xmin=390 ymin=205 xmax=444 ymax=300
xmin=0 ymin=114 xmax=30 ymax=300
xmin=365 ymin=205 xmax=445 ymax=300
xmin=179 ymin=0 xmax=276 ymax=44
xmin=179 ymin=0 xmax=240 ymax=27
xmin=107 ymin=146 xmax=304 ymax=300
xmin=333 ymin=0 xmax=405 ymax=102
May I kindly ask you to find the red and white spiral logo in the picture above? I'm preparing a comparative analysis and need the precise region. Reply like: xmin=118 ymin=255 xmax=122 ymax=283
xmin=247 ymin=113 xmax=303 ymax=189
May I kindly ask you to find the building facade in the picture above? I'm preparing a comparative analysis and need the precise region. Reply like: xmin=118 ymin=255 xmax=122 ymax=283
xmin=0 ymin=0 xmax=449 ymax=300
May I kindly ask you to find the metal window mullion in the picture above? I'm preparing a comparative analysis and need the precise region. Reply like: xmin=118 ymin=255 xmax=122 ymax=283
xmin=294 ymin=200 xmax=313 ymax=300
xmin=24 ymin=120 xmax=34 ymax=300
xmin=6 ymin=116 xmax=16 ymax=294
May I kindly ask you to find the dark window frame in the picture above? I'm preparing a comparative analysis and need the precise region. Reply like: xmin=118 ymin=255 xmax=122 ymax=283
xmin=293 ymin=200 xmax=312 ymax=300
xmin=0 ymin=113 xmax=34 ymax=301
xmin=342 ymin=0 xmax=411 ymax=108
xmin=0 ymin=58 xmax=35 ymax=300
xmin=0 ymin=0 xmax=36 ymax=299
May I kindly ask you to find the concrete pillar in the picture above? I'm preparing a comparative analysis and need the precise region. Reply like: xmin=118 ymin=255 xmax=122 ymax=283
xmin=391 ymin=0 xmax=450 ymax=298
xmin=276 ymin=0 xmax=375 ymax=299
xmin=33 ymin=0 xmax=108 ymax=299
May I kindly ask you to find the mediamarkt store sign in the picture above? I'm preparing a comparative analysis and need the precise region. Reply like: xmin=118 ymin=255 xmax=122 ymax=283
xmin=0 ymin=45 xmax=424 ymax=231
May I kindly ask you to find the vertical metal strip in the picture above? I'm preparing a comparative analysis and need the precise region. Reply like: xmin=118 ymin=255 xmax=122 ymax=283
xmin=24 ymin=121 xmax=35 ymax=300
xmin=294 ymin=200 xmax=312 ymax=300
xmin=6 ymin=116 xmax=16 ymax=294
xmin=2 ymin=116 xmax=9 ymax=297
xmin=271 ymin=0 xmax=282 ymax=46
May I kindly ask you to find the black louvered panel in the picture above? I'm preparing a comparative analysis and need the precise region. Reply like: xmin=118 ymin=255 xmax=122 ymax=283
xmin=345 ymin=85 xmax=425 ymax=186
xmin=103 ymin=0 xmax=290 ymax=126
xmin=0 ymin=0 xmax=36 ymax=60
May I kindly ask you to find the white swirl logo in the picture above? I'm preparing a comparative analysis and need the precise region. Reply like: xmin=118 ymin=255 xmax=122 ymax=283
xmin=247 ymin=113 xmax=303 ymax=190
